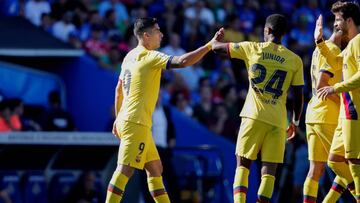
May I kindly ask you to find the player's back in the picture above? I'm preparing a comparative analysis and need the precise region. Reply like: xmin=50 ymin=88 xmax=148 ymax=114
xmin=117 ymin=45 xmax=170 ymax=128
xmin=229 ymin=41 xmax=304 ymax=129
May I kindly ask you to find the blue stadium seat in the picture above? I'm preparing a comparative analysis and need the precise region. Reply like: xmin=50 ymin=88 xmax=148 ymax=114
xmin=0 ymin=171 xmax=22 ymax=203
xmin=22 ymin=171 xmax=48 ymax=203
xmin=48 ymin=172 xmax=76 ymax=203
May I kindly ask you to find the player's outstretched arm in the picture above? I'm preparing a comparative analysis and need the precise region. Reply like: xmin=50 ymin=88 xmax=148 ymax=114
xmin=315 ymin=15 xmax=343 ymax=69
xmin=168 ymin=28 xmax=224 ymax=69
xmin=287 ymin=86 xmax=304 ymax=141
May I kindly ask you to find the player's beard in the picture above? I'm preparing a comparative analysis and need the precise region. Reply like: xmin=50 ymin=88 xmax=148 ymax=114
xmin=338 ymin=24 xmax=350 ymax=47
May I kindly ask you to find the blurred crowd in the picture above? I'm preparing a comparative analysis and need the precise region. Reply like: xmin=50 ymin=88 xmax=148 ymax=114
xmin=1 ymin=0 xmax=341 ymax=141
xmin=0 ymin=0 xmax=346 ymax=201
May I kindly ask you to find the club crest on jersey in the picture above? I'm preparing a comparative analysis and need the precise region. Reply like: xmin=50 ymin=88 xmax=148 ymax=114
xmin=136 ymin=155 xmax=141 ymax=163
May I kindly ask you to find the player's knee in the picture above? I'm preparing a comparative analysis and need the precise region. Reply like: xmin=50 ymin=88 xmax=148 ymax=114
xmin=261 ymin=162 xmax=277 ymax=176
xmin=237 ymin=156 xmax=252 ymax=169
xmin=308 ymin=161 xmax=325 ymax=179
xmin=145 ymin=160 xmax=163 ymax=177
xmin=329 ymin=153 xmax=346 ymax=162
xmin=116 ymin=164 xmax=135 ymax=178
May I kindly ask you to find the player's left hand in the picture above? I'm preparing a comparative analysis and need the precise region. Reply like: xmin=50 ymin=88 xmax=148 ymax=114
xmin=112 ymin=122 xmax=120 ymax=138
xmin=317 ymin=86 xmax=335 ymax=100
xmin=286 ymin=123 xmax=296 ymax=141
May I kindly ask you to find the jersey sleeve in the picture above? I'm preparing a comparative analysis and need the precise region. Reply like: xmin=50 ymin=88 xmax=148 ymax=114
xmin=317 ymin=41 xmax=343 ymax=71
xmin=319 ymin=44 xmax=341 ymax=77
xmin=149 ymin=50 xmax=173 ymax=70
xmin=291 ymin=57 xmax=305 ymax=86
xmin=228 ymin=42 xmax=251 ymax=60
xmin=319 ymin=58 xmax=335 ymax=78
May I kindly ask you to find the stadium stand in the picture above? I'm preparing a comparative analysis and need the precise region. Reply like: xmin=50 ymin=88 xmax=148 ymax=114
xmin=0 ymin=0 xmax=355 ymax=202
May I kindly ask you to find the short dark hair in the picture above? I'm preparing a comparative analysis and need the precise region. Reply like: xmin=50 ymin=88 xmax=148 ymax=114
xmin=265 ymin=14 xmax=287 ymax=37
xmin=331 ymin=1 xmax=360 ymax=26
xmin=133 ymin=18 xmax=158 ymax=37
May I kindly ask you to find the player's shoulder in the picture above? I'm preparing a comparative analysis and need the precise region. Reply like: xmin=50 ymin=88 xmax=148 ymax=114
xmin=282 ymin=46 xmax=302 ymax=64
xmin=231 ymin=41 xmax=254 ymax=49
xmin=349 ymin=34 xmax=360 ymax=47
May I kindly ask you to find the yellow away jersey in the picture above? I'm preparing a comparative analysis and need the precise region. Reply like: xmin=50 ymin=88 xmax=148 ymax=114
xmin=306 ymin=41 xmax=341 ymax=124
xmin=117 ymin=45 xmax=172 ymax=128
xmin=332 ymin=34 xmax=360 ymax=120
xmin=229 ymin=41 xmax=304 ymax=129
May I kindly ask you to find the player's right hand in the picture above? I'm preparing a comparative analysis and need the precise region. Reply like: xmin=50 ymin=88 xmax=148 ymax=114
xmin=314 ymin=15 xmax=323 ymax=42
xmin=286 ymin=123 xmax=296 ymax=141
xmin=212 ymin=27 xmax=225 ymax=43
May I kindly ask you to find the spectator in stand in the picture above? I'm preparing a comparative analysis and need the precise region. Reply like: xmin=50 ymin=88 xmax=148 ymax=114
xmin=221 ymin=84 xmax=240 ymax=120
xmin=8 ymin=98 xmax=41 ymax=131
xmin=237 ymin=0 xmax=258 ymax=34
xmin=0 ymin=100 xmax=21 ymax=132
xmin=103 ymin=9 xmax=121 ymax=37
xmin=161 ymin=33 xmax=185 ymax=56
xmin=84 ymin=24 xmax=108 ymax=59
xmin=98 ymin=0 xmax=129 ymax=32
xmin=162 ymin=33 xmax=205 ymax=91
xmin=171 ymin=91 xmax=193 ymax=117
xmin=224 ymin=15 xmax=245 ymax=43
xmin=40 ymin=12 xmax=53 ymax=34
xmin=68 ymin=31 xmax=82 ymax=49
xmin=43 ymin=91 xmax=75 ymax=131
xmin=209 ymin=102 xmax=239 ymax=142
xmin=184 ymin=0 xmax=215 ymax=28
xmin=52 ymin=11 xmax=76 ymax=42
xmin=66 ymin=171 xmax=103 ymax=203
xmin=78 ymin=10 xmax=102 ymax=41
xmin=289 ymin=15 xmax=313 ymax=55
xmin=193 ymin=85 xmax=213 ymax=127
xmin=24 ymin=0 xmax=51 ymax=26
xmin=99 ymin=46 xmax=123 ymax=73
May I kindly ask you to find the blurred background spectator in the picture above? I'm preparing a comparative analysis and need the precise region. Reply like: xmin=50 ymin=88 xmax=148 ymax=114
xmin=43 ymin=90 xmax=75 ymax=131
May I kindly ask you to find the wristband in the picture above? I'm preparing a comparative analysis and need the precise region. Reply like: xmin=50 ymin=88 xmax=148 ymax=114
xmin=315 ymin=38 xmax=324 ymax=45
xmin=205 ymin=42 xmax=212 ymax=50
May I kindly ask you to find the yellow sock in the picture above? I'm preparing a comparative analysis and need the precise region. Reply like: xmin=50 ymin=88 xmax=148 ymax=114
xmin=323 ymin=176 xmax=347 ymax=203
xmin=303 ymin=177 xmax=318 ymax=203
xmin=349 ymin=163 xmax=360 ymax=201
xmin=257 ymin=174 xmax=275 ymax=203
xmin=106 ymin=171 xmax=129 ymax=203
xmin=147 ymin=176 xmax=170 ymax=203
xmin=233 ymin=166 xmax=249 ymax=203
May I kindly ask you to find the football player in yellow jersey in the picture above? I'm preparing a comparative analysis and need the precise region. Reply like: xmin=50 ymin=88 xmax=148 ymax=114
xmin=105 ymin=18 xmax=224 ymax=203
xmin=316 ymin=1 xmax=360 ymax=202
xmin=212 ymin=14 xmax=304 ymax=203
xmin=303 ymin=28 xmax=349 ymax=203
